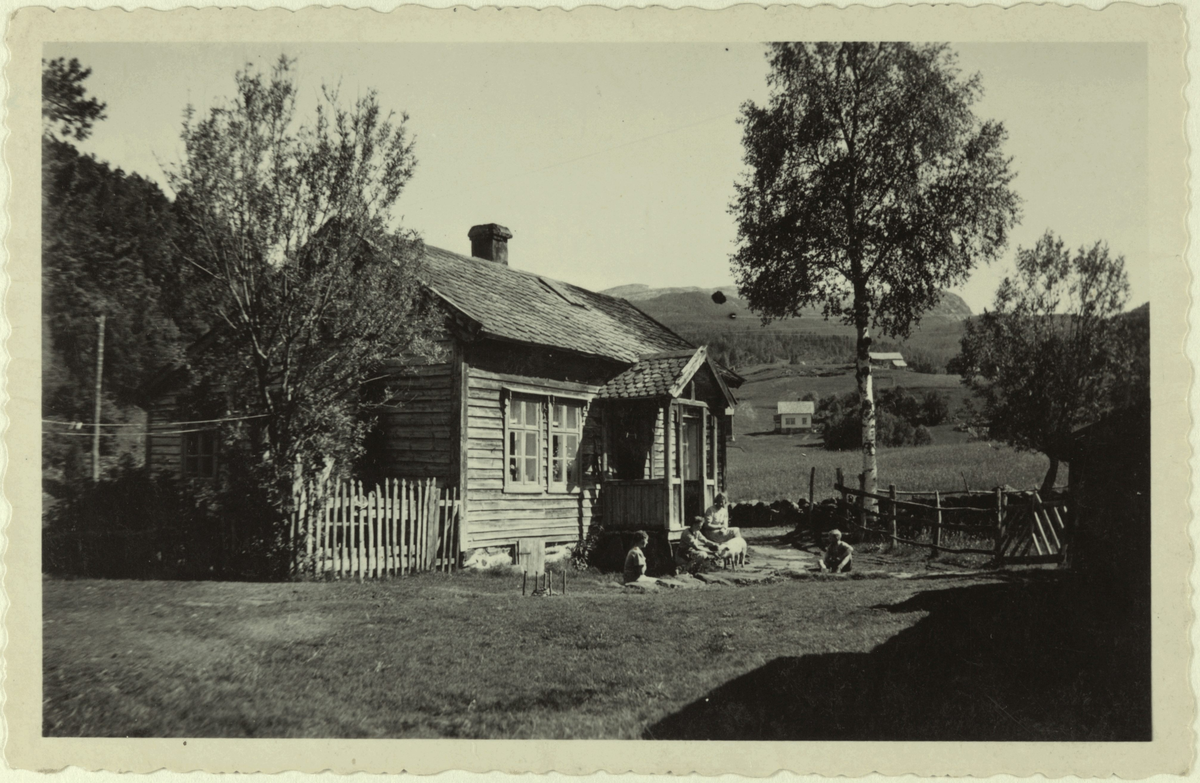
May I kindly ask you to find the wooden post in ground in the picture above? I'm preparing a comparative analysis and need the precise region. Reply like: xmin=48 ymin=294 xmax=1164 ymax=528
xmin=993 ymin=487 xmax=1005 ymax=566
xmin=932 ymin=490 xmax=943 ymax=556
xmin=835 ymin=467 xmax=847 ymax=534
xmin=857 ymin=471 xmax=867 ymax=536
xmin=808 ymin=466 xmax=817 ymax=542
xmin=888 ymin=484 xmax=898 ymax=550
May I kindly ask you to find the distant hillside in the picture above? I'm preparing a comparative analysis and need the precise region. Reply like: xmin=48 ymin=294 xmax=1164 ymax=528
xmin=602 ymin=284 xmax=973 ymax=370
xmin=601 ymin=285 xmax=972 ymax=325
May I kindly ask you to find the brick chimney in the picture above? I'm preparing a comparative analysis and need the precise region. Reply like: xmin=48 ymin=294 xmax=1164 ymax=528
xmin=468 ymin=224 xmax=513 ymax=265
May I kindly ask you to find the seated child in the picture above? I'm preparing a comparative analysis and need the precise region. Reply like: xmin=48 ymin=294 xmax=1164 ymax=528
xmin=676 ymin=516 xmax=719 ymax=571
xmin=624 ymin=531 xmax=658 ymax=585
xmin=820 ymin=529 xmax=854 ymax=573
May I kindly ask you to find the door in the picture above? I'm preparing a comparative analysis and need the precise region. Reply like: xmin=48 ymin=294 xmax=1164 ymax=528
xmin=681 ymin=409 xmax=705 ymax=523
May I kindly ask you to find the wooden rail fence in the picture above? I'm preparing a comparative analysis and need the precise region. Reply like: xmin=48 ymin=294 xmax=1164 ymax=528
xmin=291 ymin=476 xmax=461 ymax=579
xmin=832 ymin=470 xmax=1069 ymax=566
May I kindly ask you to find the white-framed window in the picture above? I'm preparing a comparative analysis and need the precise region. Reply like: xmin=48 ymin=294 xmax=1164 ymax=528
xmin=506 ymin=395 xmax=543 ymax=489
xmin=550 ymin=398 xmax=584 ymax=491
xmin=182 ymin=430 xmax=217 ymax=478
xmin=785 ymin=416 xmax=796 ymax=426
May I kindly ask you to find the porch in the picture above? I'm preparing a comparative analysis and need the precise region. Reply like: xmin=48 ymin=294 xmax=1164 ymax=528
xmin=597 ymin=399 xmax=724 ymax=535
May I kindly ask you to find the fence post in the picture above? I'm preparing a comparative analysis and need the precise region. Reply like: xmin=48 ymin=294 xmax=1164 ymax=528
xmin=808 ymin=466 xmax=817 ymax=542
xmin=932 ymin=490 xmax=943 ymax=555
xmin=857 ymin=471 xmax=867 ymax=537
xmin=993 ymin=487 xmax=1005 ymax=566
xmin=888 ymin=484 xmax=898 ymax=550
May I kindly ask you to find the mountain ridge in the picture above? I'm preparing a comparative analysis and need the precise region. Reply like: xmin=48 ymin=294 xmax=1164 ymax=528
xmin=600 ymin=284 xmax=974 ymax=321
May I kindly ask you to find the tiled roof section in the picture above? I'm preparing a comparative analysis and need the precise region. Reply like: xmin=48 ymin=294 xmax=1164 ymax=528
xmin=596 ymin=350 xmax=698 ymax=400
xmin=421 ymin=245 xmax=693 ymax=363
xmin=777 ymin=401 xmax=815 ymax=415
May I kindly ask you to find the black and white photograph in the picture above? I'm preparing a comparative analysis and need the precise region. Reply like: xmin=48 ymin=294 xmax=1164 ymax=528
xmin=10 ymin=3 xmax=1192 ymax=776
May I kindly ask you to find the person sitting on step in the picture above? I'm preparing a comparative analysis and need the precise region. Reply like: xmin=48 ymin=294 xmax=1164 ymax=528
xmin=676 ymin=516 xmax=719 ymax=572
xmin=702 ymin=493 xmax=741 ymax=545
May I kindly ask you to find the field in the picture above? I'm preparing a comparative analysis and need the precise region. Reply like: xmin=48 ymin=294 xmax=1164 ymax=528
xmin=44 ymin=567 xmax=1147 ymax=740
xmin=725 ymin=363 xmax=1061 ymax=502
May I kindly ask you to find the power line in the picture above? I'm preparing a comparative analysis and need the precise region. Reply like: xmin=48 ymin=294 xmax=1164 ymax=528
xmin=44 ymin=427 xmax=219 ymax=437
xmin=42 ymin=413 xmax=270 ymax=429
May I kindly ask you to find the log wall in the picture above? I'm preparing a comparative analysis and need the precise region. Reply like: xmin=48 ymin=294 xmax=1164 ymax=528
xmin=145 ymin=393 xmax=183 ymax=477
xmin=371 ymin=352 xmax=457 ymax=479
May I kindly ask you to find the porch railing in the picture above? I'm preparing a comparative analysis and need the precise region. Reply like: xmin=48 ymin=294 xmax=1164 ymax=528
xmin=600 ymin=479 xmax=669 ymax=530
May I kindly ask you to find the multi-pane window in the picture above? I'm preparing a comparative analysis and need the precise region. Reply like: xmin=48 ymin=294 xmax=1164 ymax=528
xmin=507 ymin=396 xmax=542 ymax=488
xmin=182 ymin=430 xmax=217 ymax=478
xmin=550 ymin=400 xmax=583 ymax=491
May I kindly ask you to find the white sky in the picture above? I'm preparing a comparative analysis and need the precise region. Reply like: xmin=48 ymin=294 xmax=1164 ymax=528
xmin=51 ymin=42 xmax=1149 ymax=314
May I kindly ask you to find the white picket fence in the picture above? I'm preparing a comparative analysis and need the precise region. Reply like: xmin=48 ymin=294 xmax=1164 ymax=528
xmin=291 ymin=476 xmax=461 ymax=579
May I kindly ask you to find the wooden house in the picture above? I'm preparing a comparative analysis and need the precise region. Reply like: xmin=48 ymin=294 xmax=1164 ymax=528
xmin=147 ymin=224 xmax=742 ymax=557
xmin=868 ymin=351 xmax=908 ymax=370
xmin=774 ymin=401 xmax=814 ymax=433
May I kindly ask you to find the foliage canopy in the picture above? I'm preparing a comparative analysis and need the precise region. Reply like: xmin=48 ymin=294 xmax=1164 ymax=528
xmin=170 ymin=56 xmax=443 ymax=507
xmin=952 ymin=230 xmax=1140 ymax=492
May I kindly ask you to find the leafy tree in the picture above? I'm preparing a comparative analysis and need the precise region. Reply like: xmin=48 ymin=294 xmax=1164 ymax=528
xmin=42 ymin=60 xmax=185 ymax=488
xmin=953 ymin=231 xmax=1132 ymax=492
xmin=731 ymin=43 xmax=1020 ymax=504
xmin=168 ymin=56 xmax=443 ymax=515
xmin=42 ymin=57 xmax=107 ymax=141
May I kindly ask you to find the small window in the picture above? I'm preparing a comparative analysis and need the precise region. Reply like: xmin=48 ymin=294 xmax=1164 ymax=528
xmin=785 ymin=417 xmax=795 ymax=426
xmin=550 ymin=399 xmax=584 ymax=491
xmin=183 ymin=430 xmax=217 ymax=478
xmin=507 ymin=396 xmax=542 ymax=488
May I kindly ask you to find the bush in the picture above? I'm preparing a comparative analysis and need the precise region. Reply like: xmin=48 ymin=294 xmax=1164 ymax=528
xmin=44 ymin=457 xmax=289 ymax=580
xmin=913 ymin=425 xmax=934 ymax=446
xmin=919 ymin=391 xmax=950 ymax=426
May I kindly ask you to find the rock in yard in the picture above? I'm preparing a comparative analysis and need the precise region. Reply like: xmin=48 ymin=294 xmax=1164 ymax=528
xmin=694 ymin=573 xmax=734 ymax=587
xmin=655 ymin=574 xmax=704 ymax=590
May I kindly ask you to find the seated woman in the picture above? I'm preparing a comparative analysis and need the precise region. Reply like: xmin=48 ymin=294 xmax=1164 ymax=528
xmin=702 ymin=493 xmax=741 ymax=545
xmin=676 ymin=516 xmax=719 ymax=572
xmin=623 ymin=531 xmax=659 ymax=585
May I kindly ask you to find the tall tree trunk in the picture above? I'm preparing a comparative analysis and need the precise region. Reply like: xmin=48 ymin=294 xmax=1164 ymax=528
xmin=1040 ymin=456 xmax=1060 ymax=496
xmin=855 ymin=320 xmax=878 ymax=515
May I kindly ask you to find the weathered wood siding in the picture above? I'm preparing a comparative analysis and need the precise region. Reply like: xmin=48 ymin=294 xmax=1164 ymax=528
xmin=462 ymin=360 xmax=606 ymax=551
xmin=371 ymin=351 xmax=457 ymax=479
xmin=601 ymin=479 xmax=668 ymax=530
xmin=145 ymin=393 xmax=183 ymax=477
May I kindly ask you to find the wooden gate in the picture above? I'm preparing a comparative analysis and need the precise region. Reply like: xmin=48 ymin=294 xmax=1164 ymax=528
xmin=997 ymin=492 xmax=1069 ymax=566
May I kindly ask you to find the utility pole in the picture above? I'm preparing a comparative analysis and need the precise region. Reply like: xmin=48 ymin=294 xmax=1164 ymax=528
xmin=92 ymin=314 xmax=105 ymax=483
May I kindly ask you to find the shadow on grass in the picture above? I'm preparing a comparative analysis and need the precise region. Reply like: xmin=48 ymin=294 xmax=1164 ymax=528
xmin=644 ymin=573 xmax=1150 ymax=741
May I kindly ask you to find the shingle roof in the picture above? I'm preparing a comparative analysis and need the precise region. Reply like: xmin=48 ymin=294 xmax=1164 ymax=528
xmin=421 ymin=246 xmax=693 ymax=363
xmin=777 ymin=401 xmax=815 ymax=415
xmin=869 ymin=352 xmax=905 ymax=361
xmin=596 ymin=350 xmax=697 ymax=399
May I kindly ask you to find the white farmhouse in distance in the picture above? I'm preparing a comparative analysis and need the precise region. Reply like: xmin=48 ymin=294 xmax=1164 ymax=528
xmin=869 ymin=351 xmax=908 ymax=369
xmin=774 ymin=401 xmax=815 ymax=434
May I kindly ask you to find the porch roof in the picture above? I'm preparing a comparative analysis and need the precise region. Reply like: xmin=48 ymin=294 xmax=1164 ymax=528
xmin=596 ymin=346 xmax=738 ymax=408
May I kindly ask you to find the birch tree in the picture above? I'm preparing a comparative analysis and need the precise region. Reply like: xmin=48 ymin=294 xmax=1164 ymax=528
xmin=730 ymin=43 xmax=1020 ymax=504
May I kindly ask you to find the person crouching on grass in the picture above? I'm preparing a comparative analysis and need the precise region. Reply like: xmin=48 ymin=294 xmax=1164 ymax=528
xmin=624 ymin=531 xmax=658 ymax=585
xmin=819 ymin=529 xmax=854 ymax=573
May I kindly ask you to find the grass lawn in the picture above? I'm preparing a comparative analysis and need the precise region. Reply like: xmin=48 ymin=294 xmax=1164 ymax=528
xmin=44 ymin=568 xmax=1147 ymax=740
xmin=727 ymin=438 xmax=1058 ymax=504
